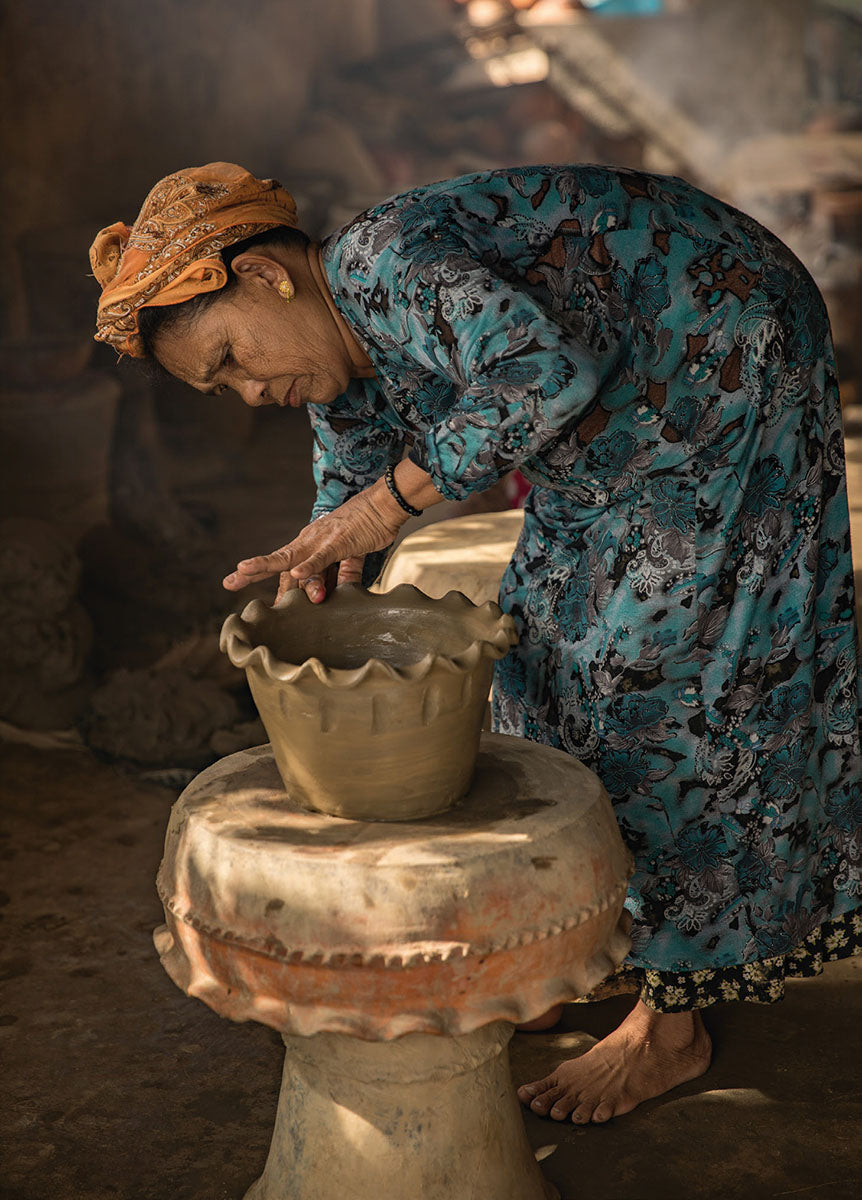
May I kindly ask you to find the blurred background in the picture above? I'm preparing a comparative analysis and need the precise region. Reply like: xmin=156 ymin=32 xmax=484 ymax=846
xmin=2 ymin=8 xmax=862 ymax=1200
xmin=1 ymin=0 xmax=861 ymax=773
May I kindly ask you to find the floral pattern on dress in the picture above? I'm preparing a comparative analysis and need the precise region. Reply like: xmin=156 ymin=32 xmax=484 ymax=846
xmin=312 ymin=165 xmax=862 ymax=982
xmin=584 ymin=909 xmax=862 ymax=1011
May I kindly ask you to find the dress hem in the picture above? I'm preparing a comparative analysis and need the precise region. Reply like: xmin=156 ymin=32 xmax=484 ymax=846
xmin=577 ymin=908 xmax=862 ymax=1012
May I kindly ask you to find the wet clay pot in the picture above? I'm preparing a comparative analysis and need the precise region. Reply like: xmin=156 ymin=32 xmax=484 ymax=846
xmin=373 ymin=510 xmax=525 ymax=606
xmin=219 ymin=584 xmax=517 ymax=821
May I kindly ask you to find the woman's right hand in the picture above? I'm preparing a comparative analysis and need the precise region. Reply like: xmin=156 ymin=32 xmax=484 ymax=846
xmin=225 ymin=479 xmax=408 ymax=604
xmin=274 ymin=555 xmax=366 ymax=605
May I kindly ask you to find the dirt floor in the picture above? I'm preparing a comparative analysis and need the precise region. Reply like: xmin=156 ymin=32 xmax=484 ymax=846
xmin=1 ymin=738 xmax=860 ymax=1200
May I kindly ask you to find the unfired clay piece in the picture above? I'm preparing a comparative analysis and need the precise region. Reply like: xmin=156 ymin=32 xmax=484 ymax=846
xmin=0 ymin=517 xmax=81 ymax=617
xmin=219 ymin=584 xmax=517 ymax=820
xmin=84 ymin=667 xmax=240 ymax=766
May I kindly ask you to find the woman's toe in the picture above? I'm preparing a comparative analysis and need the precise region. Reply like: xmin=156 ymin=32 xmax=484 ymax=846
xmin=518 ymin=1074 xmax=555 ymax=1105
xmin=591 ymin=1099 xmax=615 ymax=1123
xmin=530 ymin=1085 xmax=564 ymax=1114
xmin=549 ymin=1094 xmax=576 ymax=1120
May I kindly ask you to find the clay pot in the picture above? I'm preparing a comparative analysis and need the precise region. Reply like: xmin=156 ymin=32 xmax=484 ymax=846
xmin=156 ymin=733 xmax=632 ymax=1196
xmin=219 ymin=584 xmax=517 ymax=820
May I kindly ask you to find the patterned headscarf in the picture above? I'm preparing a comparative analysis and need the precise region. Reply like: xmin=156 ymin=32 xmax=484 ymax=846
xmin=90 ymin=162 xmax=299 ymax=357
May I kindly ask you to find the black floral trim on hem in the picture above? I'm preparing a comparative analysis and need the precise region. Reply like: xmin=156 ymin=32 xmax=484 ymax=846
xmin=577 ymin=909 xmax=862 ymax=1013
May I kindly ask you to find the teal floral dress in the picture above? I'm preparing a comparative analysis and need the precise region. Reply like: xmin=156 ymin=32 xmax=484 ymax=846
xmin=314 ymin=166 xmax=862 ymax=1010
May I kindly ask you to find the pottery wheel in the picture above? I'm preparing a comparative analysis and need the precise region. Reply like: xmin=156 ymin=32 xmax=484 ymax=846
xmin=155 ymin=732 xmax=633 ymax=1041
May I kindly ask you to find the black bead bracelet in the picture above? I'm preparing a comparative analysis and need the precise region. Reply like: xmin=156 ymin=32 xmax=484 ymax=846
xmin=383 ymin=465 xmax=423 ymax=518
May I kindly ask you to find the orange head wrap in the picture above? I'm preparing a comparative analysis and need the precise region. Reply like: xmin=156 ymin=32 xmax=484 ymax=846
xmin=90 ymin=162 xmax=299 ymax=357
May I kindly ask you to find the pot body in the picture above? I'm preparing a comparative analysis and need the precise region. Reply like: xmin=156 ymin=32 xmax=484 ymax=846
xmin=247 ymin=653 xmax=493 ymax=820
xmin=221 ymin=587 xmax=517 ymax=820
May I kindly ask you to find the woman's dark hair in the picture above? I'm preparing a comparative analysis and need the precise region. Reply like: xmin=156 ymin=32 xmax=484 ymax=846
xmin=137 ymin=224 xmax=309 ymax=358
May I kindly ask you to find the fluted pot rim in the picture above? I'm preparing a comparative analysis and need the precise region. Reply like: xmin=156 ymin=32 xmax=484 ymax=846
xmin=219 ymin=583 xmax=517 ymax=690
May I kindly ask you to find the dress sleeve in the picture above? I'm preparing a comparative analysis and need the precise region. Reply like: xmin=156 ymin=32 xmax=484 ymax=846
xmin=393 ymin=233 xmax=622 ymax=502
xmin=307 ymin=376 xmax=407 ymax=585
xmin=308 ymin=376 xmax=406 ymax=518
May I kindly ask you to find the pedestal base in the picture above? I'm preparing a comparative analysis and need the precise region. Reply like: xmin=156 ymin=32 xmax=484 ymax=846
xmin=245 ymin=1022 xmax=558 ymax=1200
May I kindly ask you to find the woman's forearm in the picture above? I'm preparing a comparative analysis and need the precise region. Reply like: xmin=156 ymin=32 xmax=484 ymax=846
xmin=391 ymin=458 xmax=447 ymax=513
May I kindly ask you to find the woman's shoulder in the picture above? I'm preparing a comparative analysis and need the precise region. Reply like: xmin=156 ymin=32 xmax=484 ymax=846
xmin=323 ymin=166 xmax=610 ymax=241
xmin=320 ymin=166 xmax=583 ymax=280
xmin=321 ymin=164 xmax=725 ymax=264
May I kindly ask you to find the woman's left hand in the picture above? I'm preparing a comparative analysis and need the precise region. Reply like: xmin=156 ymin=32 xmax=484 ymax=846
xmin=222 ymin=479 xmax=409 ymax=603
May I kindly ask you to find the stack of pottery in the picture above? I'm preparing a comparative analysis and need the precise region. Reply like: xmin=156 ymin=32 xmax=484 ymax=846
xmin=155 ymin=585 xmax=634 ymax=1200
xmin=0 ymin=325 xmax=117 ymax=730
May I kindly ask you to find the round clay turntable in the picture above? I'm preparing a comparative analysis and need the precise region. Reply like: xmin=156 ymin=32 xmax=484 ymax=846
xmin=155 ymin=733 xmax=633 ymax=1200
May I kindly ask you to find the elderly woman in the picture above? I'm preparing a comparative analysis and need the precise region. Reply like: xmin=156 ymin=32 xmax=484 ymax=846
xmin=92 ymin=161 xmax=861 ymax=1125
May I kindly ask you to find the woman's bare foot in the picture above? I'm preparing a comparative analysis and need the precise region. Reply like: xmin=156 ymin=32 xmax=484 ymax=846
xmin=516 ymin=999 xmax=712 ymax=1123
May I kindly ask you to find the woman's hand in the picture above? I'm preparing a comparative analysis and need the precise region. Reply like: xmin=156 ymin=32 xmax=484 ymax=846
xmin=223 ymin=478 xmax=409 ymax=603
xmin=271 ymin=555 xmax=365 ymax=605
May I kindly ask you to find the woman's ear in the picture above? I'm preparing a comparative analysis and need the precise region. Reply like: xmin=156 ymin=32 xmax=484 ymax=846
xmin=230 ymin=251 xmax=291 ymax=295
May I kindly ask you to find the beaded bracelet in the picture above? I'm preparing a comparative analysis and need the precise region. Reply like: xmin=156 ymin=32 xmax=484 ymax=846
xmin=383 ymin=465 xmax=424 ymax=518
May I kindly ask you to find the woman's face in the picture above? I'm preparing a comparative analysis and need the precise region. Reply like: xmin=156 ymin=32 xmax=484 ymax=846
xmin=152 ymin=250 xmax=354 ymax=409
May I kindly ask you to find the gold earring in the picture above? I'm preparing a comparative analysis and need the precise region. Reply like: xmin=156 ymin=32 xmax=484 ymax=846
xmin=278 ymin=280 xmax=292 ymax=302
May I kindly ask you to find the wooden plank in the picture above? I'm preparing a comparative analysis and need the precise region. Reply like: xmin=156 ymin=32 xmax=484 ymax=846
xmin=525 ymin=19 xmax=721 ymax=184
xmin=722 ymin=133 xmax=862 ymax=195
